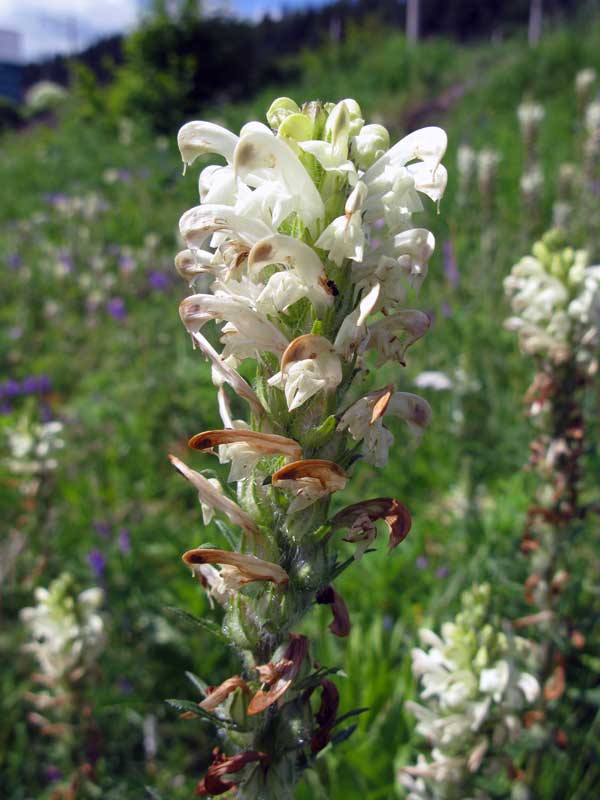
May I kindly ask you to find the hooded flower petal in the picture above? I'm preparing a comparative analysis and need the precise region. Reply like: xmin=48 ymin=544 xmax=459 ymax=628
xmin=272 ymin=459 xmax=347 ymax=513
xmin=177 ymin=121 xmax=239 ymax=169
xmin=249 ymin=233 xmax=330 ymax=290
xmin=169 ymin=455 xmax=259 ymax=536
xmin=182 ymin=548 xmax=289 ymax=588
xmin=188 ymin=428 xmax=302 ymax=481
xmin=179 ymin=292 xmax=289 ymax=357
xmin=233 ymin=131 xmax=324 ymax=231
xmin=247 ymin=634 xmax=309 ymax=715
xmin=179 ymin=204 xmax=273 ymax=250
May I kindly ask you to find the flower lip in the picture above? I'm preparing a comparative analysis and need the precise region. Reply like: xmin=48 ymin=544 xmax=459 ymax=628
xmin=331 ymin=497 xmax=412 ymax=552
xmin=182 ymin=547 xmax=289 ymax=588
xmin=247 ymin=634 xmax=309 ymax=715
xmin=189 ymin=429 xmax=302 ymax=461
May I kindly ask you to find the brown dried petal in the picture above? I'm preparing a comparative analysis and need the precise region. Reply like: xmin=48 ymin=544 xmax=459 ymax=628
xmin=370 ymin=385 xmax=394 ymax=424
xmin=544 ymin=663 xmax=566 ymax=701
xmin=316 ymin=585 xmax=351 ymax=637
xmin=331 ymin=497 xmax=412 ymax=552
xmin=309 ymin=679 xmax=340 ymax=754
xmin=247 ymin=634 xmax=309 ymax=715
xmin=170 ymin=454 xmax=260 ymax=536
xmin=199 ymin=676 xmax=249 ymax=712
xmin=196 ymin=748 xmax=270 ymax=797
xmin=272 ymin=459 xmax=347 ymax=491
xmin=189 ymin=429 xmax=302 ymax=461
xmin=182 ymin=548 xmax=289 ymax=588
xmin=252 ymin=659 xmax=293 ymax=685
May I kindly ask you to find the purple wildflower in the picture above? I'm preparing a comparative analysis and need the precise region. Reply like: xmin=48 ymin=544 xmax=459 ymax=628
xmin=118 ymin=529 xmax=131 ymax=554
xmin=416 ymin=555 xmax=428 ymax=570
xmin=0 ymin=401 xmax=12 ymax=415
xmin=117 ymin=676 xmax=133 ymax=694
xmin=148 ymin=270 xmax=169 ymax=292
xmin=2 ymin=379 xmax=21 ymax=399
xmin=441 ymin=301 xmax=453 ymax=318
xmin=87 ymin=549 xmax=106 ymax=579
xmin=93 ymin=521 xmax=112 ymax=540
xmin=45 ymin=766 xmax=62 ymax=783
xmin=58 ymin=253 xmax=75 ymax=272
xmin=436 ymin=566 xmax=450 ymax=579
xmin=443 ymin=240 xmax=460 ymax=288
xmin=7 ymin=253 xmax=22 ymax=269
xmin=118 ymin=255 xmax=136 ymax=274
xmin=106 ymin=297 xmax=127 ymax=321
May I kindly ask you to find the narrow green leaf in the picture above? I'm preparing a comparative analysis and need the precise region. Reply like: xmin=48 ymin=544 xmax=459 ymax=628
xmin=333 ymin=707 xmax=369 ymax=727
xmin=163 ymin=606 xmax=227 ymax=642
xmin=330 ymin=723 xmax=358 ymax=747
xmin=165 ymin=698 xmax=242 ymax=730
xmin=185 ymin=671 xmax=208 ymax=695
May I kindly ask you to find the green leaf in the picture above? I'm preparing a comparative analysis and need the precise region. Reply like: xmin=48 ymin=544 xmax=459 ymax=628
xmin=165 ymin=698 xmax=242 ymax=730
xmin=333 ymin=707 xmax=369 ymax=727
xmin=163 ymin=606 xmax=227 ymax=642
xmin=185 ymin=670 xmax=209 ymax=695
xmin=330 ymin=723 xmax=358 ymax=747
xmin=304 ymin=414 xmax=337 ymax=450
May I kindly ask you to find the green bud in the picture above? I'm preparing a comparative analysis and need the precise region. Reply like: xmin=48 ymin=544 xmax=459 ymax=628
xmin=351 ymin=123 xmax=390 ymax=170
xmin=532 ymin=240 xmax=549 ymax=265
xmin=266 ymin=97 xmax=300 ymax=130
xmin=278 ymin=113 xmax=314 ymax=142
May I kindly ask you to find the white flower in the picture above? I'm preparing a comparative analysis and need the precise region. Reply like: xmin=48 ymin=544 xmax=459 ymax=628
xmin=233 ymin=130 xmax=324 ymax=232
xmin=269 ymin=334 xmax=342 ymax=411
xmin=315 ymin=181 xmax=368 ymax=266
xmin=414 ymin=371 xmax=453 ymax=390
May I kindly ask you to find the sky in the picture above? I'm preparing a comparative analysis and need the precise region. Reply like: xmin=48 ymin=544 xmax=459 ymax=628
xmin=0 ymin=0 xmax=331 ymax=62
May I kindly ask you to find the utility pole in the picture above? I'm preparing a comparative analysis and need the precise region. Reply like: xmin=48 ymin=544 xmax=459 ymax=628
xmin=529 ymin=0 xmax=543 ymax=46
xmin=406 ymin=0 xmax=420 ymax=46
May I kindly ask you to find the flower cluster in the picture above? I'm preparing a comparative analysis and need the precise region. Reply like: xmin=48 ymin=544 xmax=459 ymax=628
xmin=399 ymin=584 xmax=540 ymax=800
xmin=4 ymin=415 xmax=65 ymax=495
xmin=171 ymin=97 xmax=447 ymax=796
xmin=504 ymin=230 xmax=600 ymax=365
xmin=21 ymin=573 xmax=105 ymax=714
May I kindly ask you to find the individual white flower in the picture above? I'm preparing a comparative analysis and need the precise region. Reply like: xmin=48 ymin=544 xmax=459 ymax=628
xmin=269 ymin=334 xmax=342 ymax=411
xmin=315 ymin=180 xmax=368 ymax=265
xmin=338 ymin=387 xmax=432 ymax=467
xmin=233 ymin=130 xmax=325 ymax=232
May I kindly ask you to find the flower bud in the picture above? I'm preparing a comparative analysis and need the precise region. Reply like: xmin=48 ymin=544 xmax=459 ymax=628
xmin=266 ymin=97 xmax=300 ymax=130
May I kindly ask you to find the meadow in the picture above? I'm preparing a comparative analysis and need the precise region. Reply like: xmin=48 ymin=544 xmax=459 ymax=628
xmin=1 ymin=15 xmax=600 ymax=799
